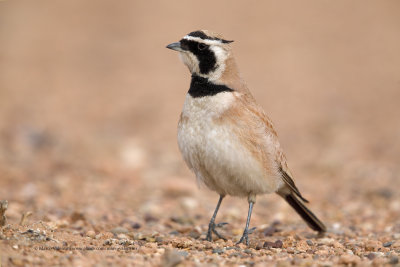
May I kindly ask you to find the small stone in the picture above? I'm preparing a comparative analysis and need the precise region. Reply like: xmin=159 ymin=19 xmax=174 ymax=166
xmin=55 ymin=220 xmax=69 ymax=228
xmin=145 ymin=242 xmax=158 ymax=249
xmin=365 ymin=240 xmax=381 ymax=251
xmin=86 ymin=230 xmax=96 ymax=238
xmin=366 ymin=253 xmax=376 ymax=260
xmin=339 ymin=255 xmax=360 ymax=265
xmin=95 ymin=233 xmax=103 ymax=239
xmin=243 ymin=249 xmax=253 ymax=254
xmin=188 ymin=231 xmax=200 ymax=239
xmin=111 ymin=227 xmax=129 ymax=235
xmin=103 ymin=239 xmax=114 ymax=246
xmin=169 ymin=231 xmax=179 ymax=236
xmin=181 ymin=197 xmax=198 ymax=210
xmin=383 ymin=241 xmax=393 ymax=247
xmin=333 ymin=241 xmax=344 ymax=249
xmin=263 ymin=239 xmax=283 ymax=248
xmin=9 ymin=257 xmax=24 ymax=266
xmin=131 ymin=222 xmax=141 ymax=229
xmin=263 ymin=226 xmax=280 ymax=236
xmin=144 ymin=214 xmax=158 ymax=223
xmin=12 ymin=244 xmax=18 ymax=249
xmin=306 ymin=240 xmax=313 ymax=246
xmin=255 ymin=242 xmax=264 ymax=250
xmin=138 ymin=246 xmax=155 ymax=254
xmin=212 ymin=248 xmax=224 ymax=254
xmin=276 ymin=260 xmax=291 ymax=267
xmin=318 ymin=238 xmax=334 ymax=245
xmin=177 ymin=250 xmax=189 ymax=258
xmin=391 ymin=241 xmax=400 ymax=248
xmin=70 ymin=211 xmax=85 ymax=223
xmin=389 ymin=256 xmax=399 ymax=265
xmin=274 ymin=240 xmax=283 ymax=248
xmin=117 ymin=233 xmax=128 ymax=240
xmin=161 ymin=249 xmax=183 ymax=267
xmin=263 ymin=241 xmax=274 ymax=248
xmin=0 ymin=200 xmax=8 ymax=227
xmin=296 ymin=240 xmax=309 ymax=252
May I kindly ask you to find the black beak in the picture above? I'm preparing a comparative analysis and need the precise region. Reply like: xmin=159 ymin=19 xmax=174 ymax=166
xmin=166 ymin=42 xmax=182 ymax=51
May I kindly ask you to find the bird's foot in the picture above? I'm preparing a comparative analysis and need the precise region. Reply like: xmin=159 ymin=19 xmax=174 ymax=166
xmin=236 ymin=227 xmax=256 ymax=246
xmin=205 ymin=222 xmax=228 ymax=241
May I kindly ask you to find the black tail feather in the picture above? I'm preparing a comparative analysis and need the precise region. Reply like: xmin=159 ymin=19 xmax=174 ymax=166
xmin=284 ymin=193 xmax=326 ymax=233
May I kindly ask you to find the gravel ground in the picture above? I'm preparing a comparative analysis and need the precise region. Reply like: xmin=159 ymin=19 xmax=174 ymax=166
xmin=1 ymin=1 xmax=400 ymax=266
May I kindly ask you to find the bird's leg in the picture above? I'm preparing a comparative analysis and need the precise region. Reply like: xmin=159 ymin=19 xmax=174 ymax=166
xmin=206 ymin=195 xmax=228 ymax=241
xmin=236 ymin=196 xmax=256 ymax=246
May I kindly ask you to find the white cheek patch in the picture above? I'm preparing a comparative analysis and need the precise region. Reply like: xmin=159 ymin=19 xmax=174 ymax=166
xmin=207 ymin=46 xmax=228 ymax=81
xmin=179 ymin=52 xmax=200 ymax=74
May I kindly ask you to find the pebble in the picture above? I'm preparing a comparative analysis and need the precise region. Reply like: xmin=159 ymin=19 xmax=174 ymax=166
xmin=161 ymin=249 xmax=183 ymax=267
xmin=169 ymin=230 xmax=179 ymax=236
xmin=243 ymin=249 xmax=253 ymax=254
xmin=131 ymin=222 xmax=141 ymax=229
xmin=295 ymin=240 xmax=309 ymax=252
xmin=339 ymin=255 xmax=360 ymax=265
xmin=111 ymin=227 xmax=129 ymax=235
xmin=86 ymin=230 xmax=96 ymax=238
xmin=332 ymin=241 xmax=344 ymax=249
xmin=180 ymin=197 xmax=198 ymax=210
xmin=264 ymin=240 xmax=283 ymax=248
xmin=70 ymin=212 xmax=85 ymax=223
xmin=392 ymin=241 xmax=400 ymax=248
xmin=306 ymin=240 xmax=313 ymax=246
xmin=95 ymin=233 xmax=103 ymax=239
xmin=9 ymin=258 xmax=24 ymax=266
xmin=138 ymin=246 xmax=155 ymax=254
xmin=188 ymin=231 xmax=200 ymax=239
xmin=255 ymin=242 xmax=264 ymax=250
xmin=365 ymin=240 xmax=381 ymax=251
xmin=212 ymin=248 xmax=225 ymax=254
xmin=318 ymin=238 xmax=335 ymax=245
xmin=117 ymin=233 xmax=128 ymax=240
xmin=389 ymin=256 xmax=399 ymax=265
xmin=382 ymin=241 xmax=393 ymax=247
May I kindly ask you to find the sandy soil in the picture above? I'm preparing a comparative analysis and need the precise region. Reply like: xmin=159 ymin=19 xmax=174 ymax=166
xmin=0 ymin=1 xmax=400 ymax=266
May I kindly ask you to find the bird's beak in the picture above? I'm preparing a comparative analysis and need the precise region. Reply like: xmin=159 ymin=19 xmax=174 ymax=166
xmin=166 ymin=42 xmax=182 ymax=52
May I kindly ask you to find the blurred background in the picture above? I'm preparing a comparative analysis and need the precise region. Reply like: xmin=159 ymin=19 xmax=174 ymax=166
xmin=0 ymin=0 xmax=399 ymax=247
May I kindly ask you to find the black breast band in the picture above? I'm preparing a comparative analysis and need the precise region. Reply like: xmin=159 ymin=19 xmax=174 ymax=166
xmin=188 ymin=75 xmax=234 ymax=98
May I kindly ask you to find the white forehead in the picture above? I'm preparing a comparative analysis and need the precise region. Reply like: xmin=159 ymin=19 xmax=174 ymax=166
xmin=183 ymin=35 xmax=224 ymax=46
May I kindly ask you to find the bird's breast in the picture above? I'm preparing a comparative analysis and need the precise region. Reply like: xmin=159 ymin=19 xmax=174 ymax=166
xmin=177 ymin=92 xmax=280 ymax=196
xmin=177 ymin=92 xmax=236 ymax=173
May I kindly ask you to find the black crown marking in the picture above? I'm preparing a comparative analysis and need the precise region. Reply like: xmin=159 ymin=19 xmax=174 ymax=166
xmin=188 ymin=31 xmax=233 ymax=44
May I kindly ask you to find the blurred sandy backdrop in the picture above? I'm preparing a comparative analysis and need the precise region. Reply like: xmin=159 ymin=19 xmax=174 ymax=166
xmin=0 ymin=0 xmax=400 ymax=265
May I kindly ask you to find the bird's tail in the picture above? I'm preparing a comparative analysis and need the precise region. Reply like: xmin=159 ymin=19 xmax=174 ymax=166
xmin=280 ymin=192 xmax=326 ymax=233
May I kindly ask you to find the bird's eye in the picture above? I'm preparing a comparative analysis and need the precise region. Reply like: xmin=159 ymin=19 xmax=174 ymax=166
xmin=198 ymin=43 xmax=206 ymax=50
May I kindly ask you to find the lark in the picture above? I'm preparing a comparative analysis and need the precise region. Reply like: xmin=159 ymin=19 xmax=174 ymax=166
xmin=167 ymin=30 xmax=326 ymax=245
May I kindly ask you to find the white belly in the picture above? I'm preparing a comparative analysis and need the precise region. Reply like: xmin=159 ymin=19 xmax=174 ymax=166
xmin=177 ymin=93 xmax=281 ymax=197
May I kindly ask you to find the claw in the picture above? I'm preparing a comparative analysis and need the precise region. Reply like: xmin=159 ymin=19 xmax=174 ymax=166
xmin=206 ymin=221 xmax=228 ymax=241
xmin=248 ymin=227 xmax=256 ymax=234
xmin=236 ymin=227 xmax=257 ymax=246
xmin=216 ymin=222 xmax=228 ymax=228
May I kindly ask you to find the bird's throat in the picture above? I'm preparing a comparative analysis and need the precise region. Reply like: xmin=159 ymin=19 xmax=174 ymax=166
xmin=188 ymin=75 xmax=234 ymax=98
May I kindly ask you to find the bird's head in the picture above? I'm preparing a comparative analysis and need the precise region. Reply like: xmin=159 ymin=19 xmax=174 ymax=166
xmin=166 ymin=30 xmax=234 ymax=81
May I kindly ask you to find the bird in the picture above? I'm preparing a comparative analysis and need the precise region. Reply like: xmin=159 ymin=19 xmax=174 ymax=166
xmin=166 ymin=30 xmax=326 ymax=245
